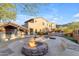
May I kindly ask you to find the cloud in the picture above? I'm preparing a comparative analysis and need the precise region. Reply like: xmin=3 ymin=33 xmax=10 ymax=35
xmin=72 ymin=13 xmax=79 ymax=22
xmin=16 ymin=15 xmax=34 ymax=25
xmin=52 ymin=16 xmax=63 ymax=20
xmin=74 ymin=13 xmax=79 ymax=17
xmin=16 ymin=15 xmax=27 ymax=25
xmin=50 ymin=16 xmax=64 ymax=25
xmin=73 ymin=18 xmax=79 ymax=22
xmin=53 ymin=17 xmax=58 ymax=20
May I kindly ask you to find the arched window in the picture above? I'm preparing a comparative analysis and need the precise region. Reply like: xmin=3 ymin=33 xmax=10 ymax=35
xmin=35 ymin=29 xmax=37 ymax=33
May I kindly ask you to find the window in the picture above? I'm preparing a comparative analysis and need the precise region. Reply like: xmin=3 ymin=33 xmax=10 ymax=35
xmin=35 ymin=20 xmax=37 ymax=22
xmin=35 ymin=29 xmax=37 ymax=33
xmin=40 ymin=29 xmax=41 ymax=32
xmin=30 ymin=28 xmax=33 ymax=35
xmin=42 ymin=22 xmax=45 ymax=25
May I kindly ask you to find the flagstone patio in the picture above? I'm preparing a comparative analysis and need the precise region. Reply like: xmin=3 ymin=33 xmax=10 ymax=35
xmin=0 ymin=36 xmax=79 ymax=56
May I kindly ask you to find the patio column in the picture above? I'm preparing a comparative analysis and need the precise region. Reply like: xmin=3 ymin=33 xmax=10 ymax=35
xmin=0 ymin=27 xmax=8 ymax=41
xmin=28 ymin=29 xmax=30 ymax=35
xmin=17 ymin=27 xmax=21 ymax=38
xmin=21 ymin=32 xmax=25 ymax=38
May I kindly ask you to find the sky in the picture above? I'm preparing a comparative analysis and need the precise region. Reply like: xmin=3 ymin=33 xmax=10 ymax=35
xmin=15 ymin=3 xmax=79 ymax=25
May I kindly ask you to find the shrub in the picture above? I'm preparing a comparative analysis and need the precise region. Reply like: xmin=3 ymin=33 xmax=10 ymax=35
xmin=64 ymin=35 xmax=78 ymax=43
xmin=37 ymin=32 xmax=48 ymax=35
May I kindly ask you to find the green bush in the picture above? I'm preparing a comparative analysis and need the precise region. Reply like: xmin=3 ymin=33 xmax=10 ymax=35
xmin=64 ymin=36 xmax=78 ymax=43
xmin=37 ymin=32 xmax=48 ymax=35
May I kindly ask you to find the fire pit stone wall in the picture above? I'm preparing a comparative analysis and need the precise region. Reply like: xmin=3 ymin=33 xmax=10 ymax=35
xmin=21 ymin=42 xmax=48 ymax=56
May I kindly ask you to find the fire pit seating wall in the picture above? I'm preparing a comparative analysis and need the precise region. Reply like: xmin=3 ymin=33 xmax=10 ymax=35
xmin=21 ymin=37 xmax=48 ymax=56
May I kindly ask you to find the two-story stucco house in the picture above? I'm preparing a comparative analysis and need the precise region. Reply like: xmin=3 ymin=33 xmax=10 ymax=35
xmin=24 ymin=17 xmax=56 ymax=35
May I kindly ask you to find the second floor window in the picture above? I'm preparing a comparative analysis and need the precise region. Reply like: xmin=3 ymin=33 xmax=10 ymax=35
xmin=35 ymin=29 xmax=37 ymax=33
xmin=42 ymin=22 xmax=45 ymax=25
xmin=35 ymin=20 xmax=37 ymax=22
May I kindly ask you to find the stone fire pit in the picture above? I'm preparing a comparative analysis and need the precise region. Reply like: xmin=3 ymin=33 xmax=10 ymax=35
xmin=21 ymin=41 xmax=48 ymax=56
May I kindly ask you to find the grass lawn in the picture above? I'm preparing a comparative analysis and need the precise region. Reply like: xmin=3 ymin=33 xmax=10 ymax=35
xmin=64 ymin=36 xmax=78 ymax=44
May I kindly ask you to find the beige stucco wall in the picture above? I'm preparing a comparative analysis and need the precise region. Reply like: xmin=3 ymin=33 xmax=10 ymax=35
xmin=28 ymin=18 xmax=48 ymax=33
xmin=47 ymin=22 xmax=56 ymax=31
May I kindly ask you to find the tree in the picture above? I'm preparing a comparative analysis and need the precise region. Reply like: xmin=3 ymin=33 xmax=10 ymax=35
xmin=0 ymin=3 xmax=16 ymax=22
xmin=21 ymin=3 xmax=48 ymax=16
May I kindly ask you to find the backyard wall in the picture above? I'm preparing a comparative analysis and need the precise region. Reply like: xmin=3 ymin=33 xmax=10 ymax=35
xmin=73 ymin=31 xmax=79 ymax=43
